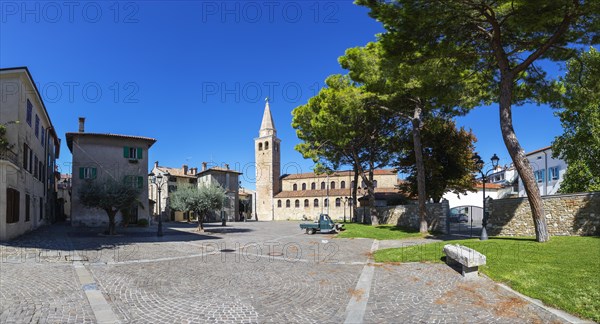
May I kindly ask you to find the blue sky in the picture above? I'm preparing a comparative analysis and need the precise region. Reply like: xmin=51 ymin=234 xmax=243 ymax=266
xmin=0 ymin=1 xmax=581 ymax=189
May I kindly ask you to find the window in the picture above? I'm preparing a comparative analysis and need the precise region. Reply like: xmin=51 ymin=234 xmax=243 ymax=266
xmin=340 ymin=181 xmax=346 ymax=189
xmin=295 ymin=200 xmax=300 ymax=208
xmin=123 ymin=147 xmax=143 ymax=160
xmin=330 ymin=181 xmax=336 ymax=189
xmin=41 ymin=127 xmax=45 ymax=146
xmin=302 ymin=183 xmax=306 ymax=190
xmin=26 ymin=99 xmax=32 ymax=126
xmin=265 ymin=141 xmax=269 ymax=150
xmin=336 ymin=198 xmax=341 ymax=207
xmin=549 ymin=166 xmax=560 ymax=180
xmin=277 ymin=200 xmax=282 ymax=208
xmin=38 ymin=161 xmax=43 ymax=180
xmin=324 ymin=198 xmax=329 ymax=207
xmin=311 ymin=182 xmax=316 ymax=190
xmin=35 ymin=115 xmax=40 ymax=138
xmin=314 ymin=199 xmax=319 ymax=207
xmin=321 ymin=182 xmax=325 ymax=190
xmin=286 ymin=200 xmax=290 ymax=208
xmin=349 ymin=199 xmax=353 ymax=206
xmin=23 ymin=143 xmax=29 ymax=171
xmin=39 ymin=200 xmax=43 ymax=220
xmin=79 ymin=167 xmax=97 ymax=180
xmin=534 ymin=170 xmax=545 ymax=183
xmin=25 ymin=194 xmax=30 ymax=222
xmin=373 ymin=180 xmax=378 ymax=188
xmin=258 ymin=143 xmax=263 ymax=151
xmin=293 ymin=184 xmax=297 ymax=191
xmin=6 ymin=188 xmax=20 ymax=223
xmin=304 ymin=199 xmax=309 ymax=207
xmin=124 ymin=175 xmax=143 ymax=189
xmin=34 ymin=156 xmax=38 ymax=180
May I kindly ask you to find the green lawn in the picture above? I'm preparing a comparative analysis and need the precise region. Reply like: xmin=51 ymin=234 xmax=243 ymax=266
xmin=336 ymin=223 xmax=424 ymax=240
xmin=375 ymin=236 xmax=600 ymax=322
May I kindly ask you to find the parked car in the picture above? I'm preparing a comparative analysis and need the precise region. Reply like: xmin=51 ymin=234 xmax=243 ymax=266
xmin=449 ymin=213 xmax=469 ymax=223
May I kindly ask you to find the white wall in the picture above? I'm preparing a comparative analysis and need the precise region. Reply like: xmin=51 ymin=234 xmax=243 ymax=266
xmin=518 ymin=148 xmax=567 ymax=197
xmin=443 ymin=187 xmax=511 ymax=209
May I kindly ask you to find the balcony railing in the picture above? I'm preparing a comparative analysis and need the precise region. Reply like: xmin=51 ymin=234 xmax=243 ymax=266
xmin=0 ymin=150 xmax=19 ymax=165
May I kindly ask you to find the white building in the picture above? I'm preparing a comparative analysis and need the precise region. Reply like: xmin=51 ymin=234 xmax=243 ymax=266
xmin=1 ymin=67 xmax=61 ymax=241
xmin=518 ymin=146 xmax=567 ymax=197
xmin=443 ymin=182 xmax=512 ymax=209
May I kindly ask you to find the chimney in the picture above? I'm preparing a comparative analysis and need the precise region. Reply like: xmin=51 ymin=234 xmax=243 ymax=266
xmin=78 ymin=117 xmax=85 ymax=132
xmin=182 ymin=164 xmax=188 ymax=175
xmin=202 ymin=162 xmax=207 ymax=172
xmin=225 ymin=163 xmax=229 ymax=170
xmin=154 ymin=161 xmax=159 ymax=169
xmin=193 ymin=168 xmax=198 ymax=175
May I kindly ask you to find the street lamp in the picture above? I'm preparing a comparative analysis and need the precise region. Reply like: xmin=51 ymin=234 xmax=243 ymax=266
xmin=343 ymin=196 xmax=348 ymax=223
xmin=473 ymin=153 xmax=500 ymax=240
xmin=149 ymin=172 xmax=169 ymax=237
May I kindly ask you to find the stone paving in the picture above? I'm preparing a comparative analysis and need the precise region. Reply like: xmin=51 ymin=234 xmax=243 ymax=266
xmin=0 ymin=221 xmax=572 ymax=323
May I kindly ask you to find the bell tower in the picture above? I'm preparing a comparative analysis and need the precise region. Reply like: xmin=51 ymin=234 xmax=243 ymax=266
xmin=255 ymin=99 xmax=281 ymax=221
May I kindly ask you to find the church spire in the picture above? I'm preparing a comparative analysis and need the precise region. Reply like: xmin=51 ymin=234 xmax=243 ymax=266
xmin=259 ymin=97 xmax=276 ymax=137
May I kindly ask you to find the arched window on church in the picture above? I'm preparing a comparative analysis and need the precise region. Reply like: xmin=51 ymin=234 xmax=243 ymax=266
xmin=330 ymin=181 xmax=336 ymax=189
xmin=302 ymin=183 xmax=306 ymax=190
xmin=304 ymin=199 xmax=309 ymax=207
xmin=295 ymin=200 xmax=300 ymax=208
xmin=340 ymin=181 xmax=346 ymax=189
xmin=277 ymin=200 xmax=281 ymax=208
xmin=373 ymin=180 xmax=378 ymax=188
xmin=335 ymin=198 xmax=341 ymax=207
xmin=311 ymin=182 xmax=316 ymax=190
xmin=321 ymin=182 xmax=325 ymax=190
xmin=293 ymin=184 xmax=297 ymax=191
xmin=286 ymin=200 xmax=290 ymax=208
xmin=265 ymin=141 xmax=269 ymax=150
xmin=258 ymin=143 xmax=263 ymax=151
xmin=314 ymin=199 xmax=319 ymax=207
xmin=324 ymin=198 xmax=328 ymax=207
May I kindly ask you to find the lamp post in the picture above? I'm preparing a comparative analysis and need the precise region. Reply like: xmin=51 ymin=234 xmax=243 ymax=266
xmin=473 ymin=153 xmax=500 ymax=241
xmin=149 ymin=172 xmax=169 ymax=237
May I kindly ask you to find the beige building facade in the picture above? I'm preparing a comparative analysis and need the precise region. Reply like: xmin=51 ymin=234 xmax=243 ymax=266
xmin=149 ymin=162 xmax=199 ymax=222
xmin=1 ymin=67 xmax=61 ymax=241
xmin=254 ymin=101 xmax=400 ymax=221
xmin=67 ymin=118 xmax=156 ymax=227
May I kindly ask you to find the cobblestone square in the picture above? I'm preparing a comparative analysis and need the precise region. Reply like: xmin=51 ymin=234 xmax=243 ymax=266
xmin=0 ymin=222 xmax=570 ymax=323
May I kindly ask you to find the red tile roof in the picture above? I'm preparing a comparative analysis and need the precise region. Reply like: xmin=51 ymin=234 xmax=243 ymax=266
xmin=281 ymin=169 xmax=397 ymax=180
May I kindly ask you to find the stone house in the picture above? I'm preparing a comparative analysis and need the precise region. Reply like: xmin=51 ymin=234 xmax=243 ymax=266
xmin=148 ymin=162 xmax=199 ymax=222
xmin=149 ymin=162 xmax=242 ymax=222
xmin=66 ymin=118 xmax=156 ymax=226
xmin=0 ymin=67 xmax=61 ymax=241
xmin=56 ymin=173 xmax=72 ymax=222
xmin=254 ymin=100 xmax=401 ymax=221
xmin=197 ymin=162 xmax=241 ymax=222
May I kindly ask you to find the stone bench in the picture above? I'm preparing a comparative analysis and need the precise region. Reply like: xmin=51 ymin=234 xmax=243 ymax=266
xmin=443 ymin=244 xmax=486 ymax=279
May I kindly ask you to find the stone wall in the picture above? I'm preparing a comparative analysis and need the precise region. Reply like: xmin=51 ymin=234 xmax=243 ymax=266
xmin=488 ymin=192 xmax=600 ymax=236
xmin=355 ymin=200 xmax=449 ymax=233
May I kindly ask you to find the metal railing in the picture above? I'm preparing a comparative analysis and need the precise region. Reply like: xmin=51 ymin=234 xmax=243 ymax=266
xmin=0 ymin=150 xmax=19 ymax=165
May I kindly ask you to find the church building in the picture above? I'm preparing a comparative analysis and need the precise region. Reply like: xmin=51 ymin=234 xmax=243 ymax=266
xmin=254 ymin=101 xmax=400 ymax=221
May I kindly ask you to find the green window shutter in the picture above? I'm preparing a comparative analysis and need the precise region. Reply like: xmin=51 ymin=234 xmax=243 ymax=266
xmin=123 ymin=175 xmax=129 ymax=185
xmin=91 ymin=168 xmax=97 ymax=179
xmin=137 ymin=176 xmax=143 ymax=189
xmin=123 ymin=146 xmax=130 ymax=158
xmin=79 ymin=167 xmax=84 ymax=179
xmin=137 ymin=148 xmax=143 ymax=159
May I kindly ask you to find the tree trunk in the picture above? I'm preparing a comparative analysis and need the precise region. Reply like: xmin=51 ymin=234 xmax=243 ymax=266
xmin=412 ymin=106 xmax=428 ymax=234
xmin=499 ymin=75 xmax=549 ymax=242
xmin=197 ymin=213 xmax=205 ymax=232
xmin=352 ymin=164 xmax=359 ymax=222
xmin=368 ymin=169 xmax=379 ymax=226
xmin=107 ymin=209 xmax=117 ymax=235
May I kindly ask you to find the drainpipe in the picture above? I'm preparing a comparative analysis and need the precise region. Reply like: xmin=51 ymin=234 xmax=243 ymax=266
xmin=543 ymin=150 xmax=548 ymax=196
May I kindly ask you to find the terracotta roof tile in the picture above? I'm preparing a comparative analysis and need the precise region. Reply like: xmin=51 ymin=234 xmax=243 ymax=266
xmin=281 ymin=169 xmax=397 ymax=180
